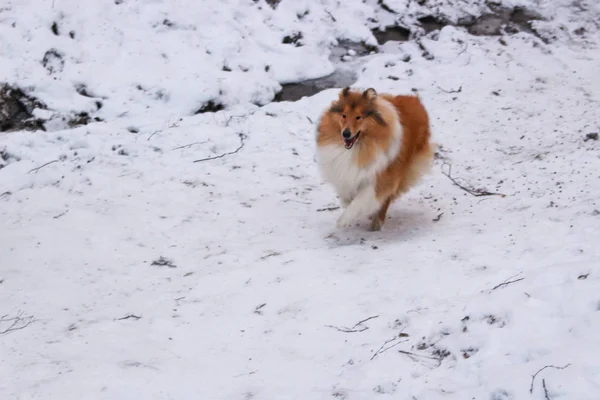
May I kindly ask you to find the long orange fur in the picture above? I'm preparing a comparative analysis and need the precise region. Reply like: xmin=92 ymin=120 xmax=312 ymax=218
xmin=316 ymin=87 xmax=435 ymax=230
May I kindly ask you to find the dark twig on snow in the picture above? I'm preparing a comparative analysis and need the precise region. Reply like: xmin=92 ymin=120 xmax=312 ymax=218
xmin=437 ymin=85 xmax=462 ymax=94
xmin=28 ymin=160 xmax=59 ymax=174
xmin=371 ymin=336 xmax=408 ymax=361
xmin=193 ymin=133 xmax=246 ymax=163
xmin=542 ymin=379 xmax=550 ymax=400
xmin=490 ymin=273 xmax=525 ymax=291
xmin=147 ymin=131 xmax=159 ymax=141
xmin=53 ymin=210 xmax=68 ymax=219
xmin=492 ymin=277 xmax=524 ymax=291
xmin=433 ymin=212 xmax=443 ymax=222
xmin=253 ymin=303 xmax=267 ymax=315
xmin=398 ymin=349 xmax=445 ymax=367
xmin=117 ymin=314 xmax=142 ymax=321
xmin=490 ymin=272 xmax=525 ymax=292
xmin=260 ymin=252 xmax=281 ymax=260
xmin=442 ymin=163 xmax=506 ymax=197
xmin=326 ymin=315 xmax=379 ymax=333
xmin=172 ymin=141 xmax=208 ymax=150
xmin=317 ymin=206 xmax=340 ymax=212
xmin=529 ymin=364 xmax=571 ymax=394
xmin=0 ymin=312 xmax=35 ymax=334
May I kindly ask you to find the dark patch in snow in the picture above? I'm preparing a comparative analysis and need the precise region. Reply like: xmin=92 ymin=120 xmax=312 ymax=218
xmin=372 ymin=26 xmax=410 ymax=44
xmin=0 ymin=148 xmax=19 ymax=169
xmin=0 ymin=84 xmax=46 ymax=132
xmin=282 ymin=32 xmax=303 ymax=47
xmin=373 ymin=6 xmax=544 ymax=45
xmin=67 ymin=112 xmax=91 ymax=127
xmin=264 ymin=0 xmax=281 ymax=10
xmin=151 ymin=256 xmax=177 ymax=268
xmin=332 ymin=39 xmax=378 ymax=59
xmin=195 ymin=100 xmax=225 ymax=114
xmin=274 ymin=70 xmax=357 ymax=102
xmin=462 ymin=347 xmax=479 ymax=359
xmin=42 ymin=49 xmax=65 ymax=74
xmin=418 ymin=16 xmax=446 ymax=34
xmin=378 ymin=0 xmax=398 ymax=14
xmin=490 ymin=389 xmax=514 ymax=400
xmin=51 ymin=21 xmax=59 ymax=35
xmin=584 ymin=132 xmax=598 ymax=141
xmin=75 ymin=84 xmax=96 ymax=98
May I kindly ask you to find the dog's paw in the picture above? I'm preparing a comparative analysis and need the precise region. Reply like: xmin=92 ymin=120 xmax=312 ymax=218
xmin=336 ymin=213 xmax=355 ymax=229
xmin=369 ymin=218 xmax=383 ymax=231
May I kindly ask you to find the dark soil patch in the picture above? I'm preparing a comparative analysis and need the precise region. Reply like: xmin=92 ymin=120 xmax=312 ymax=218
xmin=372 ymin=26 xmax=410 ymax=44
xmin=195 ymin=100 xmax=225 ymax=114
xmin=282 ymin=32 xmax=303 ymax=47
xmin=332 ymin=39 xmax=378 ymax=58
xmin=0 ymin=84 xmax=47 ymax=132
xmin=151 ymin=256 xmax=177 ymax=268
xmin=373 ymin=6 xmax=543 ymax=45
xmin=274 ymin=69 xmax=357 ymax=102
xmin=264 ymin=0 xmax=281 ymax=9
xmin=68 ymin=112 xmax=91 ymax=127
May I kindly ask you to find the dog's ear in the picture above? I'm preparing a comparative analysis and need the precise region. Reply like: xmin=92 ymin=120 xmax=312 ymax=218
xmin=363 ymin=88 xmax=377 ymax=100
xmin=339 ymin=86 xmax=351 ymax=99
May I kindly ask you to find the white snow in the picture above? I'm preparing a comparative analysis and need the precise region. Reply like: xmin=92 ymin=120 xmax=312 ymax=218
xmin=2 ymin=0 xmax=600 ymax=399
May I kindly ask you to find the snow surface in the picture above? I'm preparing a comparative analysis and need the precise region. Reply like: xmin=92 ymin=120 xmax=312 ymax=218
xmin=2 ymin=0 xmax=600 ymax=399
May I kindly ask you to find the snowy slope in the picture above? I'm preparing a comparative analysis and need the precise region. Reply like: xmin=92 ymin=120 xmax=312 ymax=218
xmin=2 ymin=0 xmax=600 ymax=399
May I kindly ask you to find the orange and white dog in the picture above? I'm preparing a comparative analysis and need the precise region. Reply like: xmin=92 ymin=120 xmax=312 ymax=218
xmin=316 ymin=87 xmax=435 ymax=231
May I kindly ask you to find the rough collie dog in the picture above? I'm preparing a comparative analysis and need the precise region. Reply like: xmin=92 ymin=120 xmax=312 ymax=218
xmin=316 ymin=87 xmax=434 ymax=231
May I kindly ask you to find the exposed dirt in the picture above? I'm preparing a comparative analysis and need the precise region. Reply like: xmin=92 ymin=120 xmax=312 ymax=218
xmin=274 ymin=69 xmax=357 ymax=102
xmin=372 ymin=5 xmax=544 ymax=45
xmin=372 ymin=26 xmax=410 ymax=44
xmin=0 ymin=84 xmax=46 ymax=132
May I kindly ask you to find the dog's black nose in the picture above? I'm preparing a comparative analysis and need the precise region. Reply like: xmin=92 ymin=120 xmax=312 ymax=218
xmin=342 ymin=128 xmax=352 ymax=139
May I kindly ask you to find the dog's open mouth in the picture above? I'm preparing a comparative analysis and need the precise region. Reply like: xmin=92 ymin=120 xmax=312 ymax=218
xmin=344 ymin=131 xmax=361 ymax=149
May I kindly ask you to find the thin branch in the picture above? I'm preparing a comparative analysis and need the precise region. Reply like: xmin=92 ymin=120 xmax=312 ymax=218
xmin=28 ymin=160 xmax=59 ymax=174
xmin=53 ymin=210 xmax=68 ymax=219
xmin=491 ymin=277 xmax=524 ymax=291
xmin=324 ymin=9 xmax=337 ymax=22
xmin=529 ymin=364 xmax=571 ymax=393
xmin=371 ymin=336 xmax=408 ymax=361
xmin=317 ymin=206 xmax=340 ymax=212
xmin=259 ymin=252 xmax=281 ymax=260
xmin=147 ymin=131 xmax=159 ymax=141
xmin=193 ymin=133 xmax=246 ymax=163
xmin=117 ymin=314 xmax=142 ymax=321
xmin=542 ymin=379 xmax=550 ymax=400
xmin=326 ymin=315 xmax=379 ymax=333
xmin=398 ymin=349 xmax=445 ymax=367
xmin=437 ymin=85 xmax=462 ymax=94
xmin=172 ymin=141 xmax=208 ymax=150
xmin=442 ymin=163 xmax=506 ymax=197
xmin=0 ymin=312 xmax=35 ymax=334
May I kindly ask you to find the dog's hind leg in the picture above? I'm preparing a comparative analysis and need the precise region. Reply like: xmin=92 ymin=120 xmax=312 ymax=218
xmin=370 ymin=197 xmax=391 ymax=231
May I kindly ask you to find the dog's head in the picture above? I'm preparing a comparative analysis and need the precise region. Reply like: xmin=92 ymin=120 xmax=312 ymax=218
xmin=328 ymin=87 xmax=387 ymax=149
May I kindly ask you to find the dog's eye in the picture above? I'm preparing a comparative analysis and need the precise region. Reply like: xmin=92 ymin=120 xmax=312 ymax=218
xmin=356 ymin=116 xmax=361 ymax=120
xmin=342 ymin=114 xmax=346 ymax=119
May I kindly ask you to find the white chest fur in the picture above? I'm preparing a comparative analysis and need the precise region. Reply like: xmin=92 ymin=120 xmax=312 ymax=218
xmin=316 ymin=118 xmax=402 ymax=205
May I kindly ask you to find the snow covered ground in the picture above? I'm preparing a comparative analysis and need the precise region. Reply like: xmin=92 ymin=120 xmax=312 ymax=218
xmin=2 ymin=0 xmax=600 ymax=399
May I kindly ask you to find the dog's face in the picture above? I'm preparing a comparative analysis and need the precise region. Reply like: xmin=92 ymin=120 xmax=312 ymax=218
xmin=329 ymin=87 xmax=386 ymax=149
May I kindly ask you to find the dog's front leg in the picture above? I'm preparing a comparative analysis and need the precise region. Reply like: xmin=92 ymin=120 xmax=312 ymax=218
xmin=337 ymin=185 xmax=381 ymax=228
